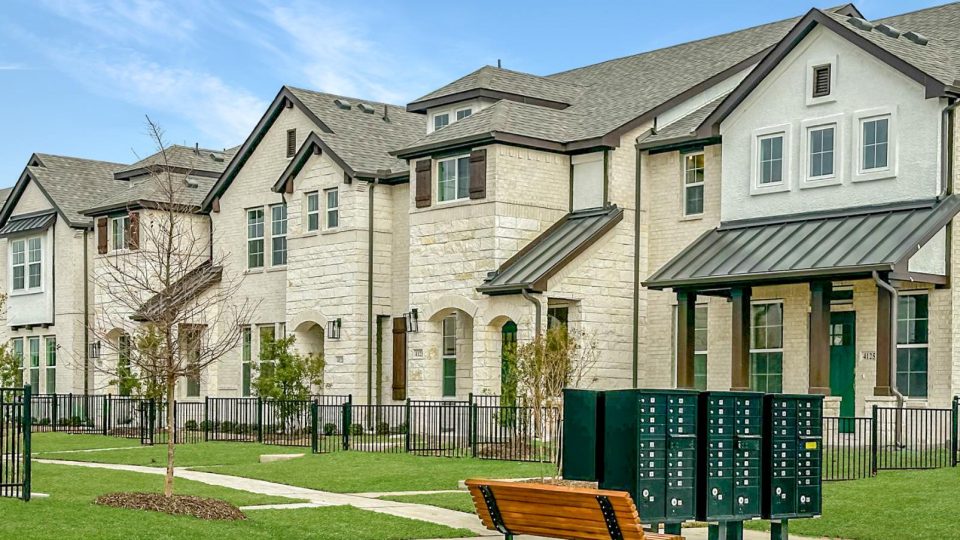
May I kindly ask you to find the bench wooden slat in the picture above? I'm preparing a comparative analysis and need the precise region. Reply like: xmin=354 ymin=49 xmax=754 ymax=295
xmin=471 ymin=490 xmax=640 ymax=515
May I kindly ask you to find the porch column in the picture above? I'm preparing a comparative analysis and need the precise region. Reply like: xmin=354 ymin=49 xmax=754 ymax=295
xmin=676 ymin=290 xmax=697 ymax=389
xmin=808 ymin=281 xmax=831 ymax=395
xmin=875 ymin=279 xmax=895 ymax=396
xmin=731 ymin=287 xmax=752 ymax=391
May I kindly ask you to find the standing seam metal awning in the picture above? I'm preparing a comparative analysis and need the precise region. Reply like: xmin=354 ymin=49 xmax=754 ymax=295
xmin=644 ymin=196 xmax=960 ymax=290
xmin=0 ymin=211 xmax=56 ymax=237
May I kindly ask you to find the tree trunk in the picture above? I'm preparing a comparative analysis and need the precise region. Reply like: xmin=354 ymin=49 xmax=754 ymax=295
xmin=163 ymin=377 xmax=176 ymax=497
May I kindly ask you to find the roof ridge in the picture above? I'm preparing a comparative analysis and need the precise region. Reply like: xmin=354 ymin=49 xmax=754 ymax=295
xmin=33 ymin=153 xmax=127 ymax=168
xmin=876 ymin=0 xmax=957 ymax=23
xmin=284 ymin=85 xmax=409 ymax=110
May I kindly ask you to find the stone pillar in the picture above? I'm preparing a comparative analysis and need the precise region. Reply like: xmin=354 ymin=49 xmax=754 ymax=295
xmin=809 ymin=281 xmax=832 ymax=395
xmin=731 ymin=287 xmax=752 ymax=391
xmin=676 ymin=290 xmax=697 ymax=389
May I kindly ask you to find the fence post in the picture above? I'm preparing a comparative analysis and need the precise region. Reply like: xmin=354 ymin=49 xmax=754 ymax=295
xmin=52 ymin=394 xmax=58 ymax=432
xmin=404 ymin=398 xmax=411 ymax=453
xmin=871 ymin=405 xmax=879 ymax=476
xmin=951 ymin=396 xmax=959 ymax=468
xmin=204 ymin=397 xmax=210 ymax=442
xmin=469 ymin=393 xmax=477 ymax=458
xmin=310 ymin=400 xmax=319 ymax=454
xmin=102 ymin=394 xmax=110 ymax=436
xmin=257 ymin=396 xmax=263 ymax=443
xmin=22 ymin=384 xmax=32 ymax=502
xmin=342 ymin=395 xmax=352 ymax=451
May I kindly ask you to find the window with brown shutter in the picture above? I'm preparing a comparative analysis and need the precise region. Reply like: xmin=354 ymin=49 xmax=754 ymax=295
xmin=127 ymin=211 xmax=140 ymax=250
xmin=415 ymin=159 xmax=432 ymax=208
xmin=96 ymin=217 xmax=108 ymax=254
xmin=469 ymin=149 xmax=487 ymax=199
xmin=286 ymin=129 xmax=297 ymax=158
xmin=812 ymin=65 xmax=831 ymax=98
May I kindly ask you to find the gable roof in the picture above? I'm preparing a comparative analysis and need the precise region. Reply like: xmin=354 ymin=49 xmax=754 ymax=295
xmin=204 ymin=86 xmax=423 ymax=210
xmin=408 ymin=65 xmax=586 ymax=112
xmin=115 ymin=145 xmax=236 ymax=180
xmin=132 ymin=260 xmax=223 ymax=322
xmin=699 ymin=5 xmax=960 ymax=135
xmin=637 ymin=94 xmax=728 ymax=150
xmin=644 ymin=196 xmax=960 ymax=290
xmin=83 ymin=174 xmax=217 ymax=216
xmin=0 ymin=154 xmax=127 ymax=228
xmin=397 ymin=5 xmax=862 ymax=156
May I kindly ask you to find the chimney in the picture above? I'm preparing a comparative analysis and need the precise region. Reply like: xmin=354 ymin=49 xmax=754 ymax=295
xmin=383 ymin=104 xmax=390 ymax=123
xmin=194 ymin=142 xmax=199 ymax=155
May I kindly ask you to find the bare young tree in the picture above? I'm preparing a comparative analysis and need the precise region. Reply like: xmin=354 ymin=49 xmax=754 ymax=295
xmin=91 ymin=117 xmax=253 ymax=496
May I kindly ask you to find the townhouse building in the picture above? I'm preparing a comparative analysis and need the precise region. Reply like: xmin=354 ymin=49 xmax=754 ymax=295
xmin=5 ymin=2 xmax=960 ymax=419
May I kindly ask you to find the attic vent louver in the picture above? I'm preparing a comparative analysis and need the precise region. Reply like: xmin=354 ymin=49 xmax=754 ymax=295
xmin=209 ymin=152 xmax=225 ymax=162
xmin=875 ymin=23 xmax=901 ymax=39
xmin=357 ymin=103 xmax=375 ymax=113
xmin=903 ymin=30 xmax=929 ymax=45
xmin=334 ymin=99 xmax=352 ymax=110
xmin=185 ymin=177 xmax=200 ymax=188
xmin=847 ymin=16 xmax=874 ymax=31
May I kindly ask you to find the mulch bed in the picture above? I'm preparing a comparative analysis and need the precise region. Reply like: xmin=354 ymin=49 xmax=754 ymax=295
xmin=517 ymin=478 xmax=598 ymax=489
xmin=95 ymin=492 xmax=247 ymax=520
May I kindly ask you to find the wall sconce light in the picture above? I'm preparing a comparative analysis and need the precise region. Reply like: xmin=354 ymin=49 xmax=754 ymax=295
xmin=327 ymin=318 xmax=342 ymax=340
xmin=89 ymin=341 xmax=102 ymax=359
xmin=405 ymin=308 xmax=419 ymax=333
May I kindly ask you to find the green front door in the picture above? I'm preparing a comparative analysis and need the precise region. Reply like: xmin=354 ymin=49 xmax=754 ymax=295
xmin=829 ymin=311 xmax=856 ymax=433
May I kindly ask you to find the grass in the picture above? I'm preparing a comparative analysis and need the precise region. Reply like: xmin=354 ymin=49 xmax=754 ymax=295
xmin=744 ymin=467 xmax=960 ymax=540
xmin=1 ymin=462 xmax=471 ymax=539
xmin=380 ymin=492 xmax=477 ymax=514
xmin=32 ymin=432 xmax=144 ymax=453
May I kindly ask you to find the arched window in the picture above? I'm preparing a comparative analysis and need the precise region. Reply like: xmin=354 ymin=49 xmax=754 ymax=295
xmin=501 ymin=321 xmax=518 ymax=408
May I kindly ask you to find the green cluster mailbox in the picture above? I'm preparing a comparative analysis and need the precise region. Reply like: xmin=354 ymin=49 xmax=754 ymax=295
xmin=601 ymin=389 xmax=700 ymax=527
xmin=561 ymin=389 xmax=605 ymax=482
xmin=762 ymin=394 xmax=824 ymax=522
xmin=697 ymin=391 xmax=765 ymax=525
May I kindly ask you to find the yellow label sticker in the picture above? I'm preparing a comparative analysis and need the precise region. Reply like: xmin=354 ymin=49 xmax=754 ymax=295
xmin=805 ymin=441 xmax=818 ymax=450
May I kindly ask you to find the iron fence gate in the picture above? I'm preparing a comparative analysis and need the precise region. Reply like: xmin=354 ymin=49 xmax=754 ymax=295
xmin=1 ymin=386 xmax=31 ymax=501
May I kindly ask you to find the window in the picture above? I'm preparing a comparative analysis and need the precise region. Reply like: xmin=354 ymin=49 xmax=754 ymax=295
xmin=812 ymin=65 xmax=831 ymax=97
xmin=862 ymin=117 xmax=889 ymax=171
xmin=182 ymin=326 xmax=202 ymax=398
xmin=271 ymin=204 xmax=287 ymax=266
xmin=683 ymin=153 xmax=705 ymax=216
xmin=44 ymin=336 xmax=56 ymax=394
xmin=28 ymin=336 xmax=40 ymax=390
xmin=456 ymin=108 xmax=472 ymax=121
xmin=897 ymin=293 xmax=928 ymax=398
xmin=118 ymin=334 xmax=133 ymax=397
xmin=693 ymin=306 xmax=708 ymax=391
xmin=758 ymin=135 xmax=784 ymax=185
xmin=306 ymin=192 xmax=320 ymax=232
xmin=11 ymin=338 xmax=23 ymax=386
xmin=11 ymin=236 xmax=42 ymax=291
xmin=547 ymin=306 xmax=569 ymax=330
xmin=433 ymin=113 xmax=450 ymax=131
xmin=437 ymin=156 xmax=471 ymax=202
xmin=241 ymin=326 xmax=252 ymax=397
xmin=808 ymin=126 xmax=835 ymax=178
xmin=247 ymin=208 xmax=264 ymax=269
xmin=286 ymin=129 xmax=297 ymax=158
xmin=112 ymin=215 xmax=130 ymax=251
xmin=750 ymin=302 xmax=783 ymax=393
xmin=442 ymin=315 xmax=457 ymax=397
xmin=325 ymin=188 xmax=339 ymax=229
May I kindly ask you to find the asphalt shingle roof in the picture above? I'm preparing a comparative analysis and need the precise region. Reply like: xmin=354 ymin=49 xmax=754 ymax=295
xmin=287 ymin=87 xmax=424 ymax=176
xmin=86 ymin=174 xmax=218 ymax=215
xmin=26 ymin=154 xmax=128 ymax=227
xmin=410 ymin=65 xmax=586 ymax=108
xmin=639 ymin=95 xmax=729 ymax=147
xmin=115 ymin=145 xmax=237 ymax=179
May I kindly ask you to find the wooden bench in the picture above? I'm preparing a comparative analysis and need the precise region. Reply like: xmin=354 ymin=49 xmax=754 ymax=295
xmin=465 ymin=479 xmax=682 ymax=540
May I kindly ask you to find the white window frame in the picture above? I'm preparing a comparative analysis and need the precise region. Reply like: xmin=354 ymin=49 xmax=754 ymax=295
xmin=749 ymin=300 xmax=784 ymax=394
xmin=853 ymin=107 xmax=897 ymax=183
xmin=441 ymin=315 xmax=457 ymax=398
xmin=750 ymin=124 xmax=791 ymax=195
xmin=455 ymin=107 xmax=473 ymax=121
xmin=896 ymin=290 xmax=928 ymax=399
xmin=306 ymin=192 xmax=320 ymax=232
xmin=325 ymin=187 xmax=339 ymax=229
xmin=432 ymin=112 xmax=450 ymax=132
xmin=246 ymin=208 xmax=265 ymax=270
xmin=10 ymin=235 xmax=42 ymax=293
xmin=682 ymin=152 xmax=705 ymax=217
xmin=111 ymin=215 xmax=130 ymax=251
xmin=437 ymin=155 xmax=471 ymax=203
xmin=800 ymin=115 xmax=843 ymax=188
xmin=805 ymin=56 xmax=838 ymax=106
xmin=270 ymin=203 xmax=287 ymax=267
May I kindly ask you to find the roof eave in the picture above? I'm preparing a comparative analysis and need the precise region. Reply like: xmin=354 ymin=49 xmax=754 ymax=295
xmin=407 ymin=88 xmax=571 ymax=114
xmin=644 ymin=263 xmax=895 ymax=291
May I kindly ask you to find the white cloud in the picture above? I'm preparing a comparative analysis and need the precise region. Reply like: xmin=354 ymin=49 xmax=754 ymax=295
xmin=0 ymin=64 xmax=26 ymax=70
xmin=36 ymin=0 xmax=197 ymax=45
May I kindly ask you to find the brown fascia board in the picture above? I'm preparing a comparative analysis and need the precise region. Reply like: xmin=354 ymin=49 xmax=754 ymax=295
xmin=406 ymin=88 xmax=571 ymax=113
xmin=201 ymin=86 xmax=335 ymax=211
xmin=115 ymin=166 xmax=220 ymax=181
xmin=82 ymin=199 xmax=204 ymax=217
xmin=273 ymin=132 xmax=409 ymax=192
xmin=395 ymin=131 xmax=594 ymax=161
xmin=0 ymin=165 xmax=83 ymax=229
xmin=697 ymin=9 xmax=952 ymax=138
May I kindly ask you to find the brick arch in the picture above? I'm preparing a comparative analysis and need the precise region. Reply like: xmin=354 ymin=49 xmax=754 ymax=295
xmin=424 ymin=295 xmax=479 ymax=322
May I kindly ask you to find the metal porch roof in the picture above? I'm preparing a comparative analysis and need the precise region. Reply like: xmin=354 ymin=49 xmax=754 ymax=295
xmin=0 ymin=211 xmax=56 ymax=238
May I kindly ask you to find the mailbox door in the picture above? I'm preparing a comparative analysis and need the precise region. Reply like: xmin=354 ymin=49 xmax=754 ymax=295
xmin=561 ymin=389 xmax=602 ymax=482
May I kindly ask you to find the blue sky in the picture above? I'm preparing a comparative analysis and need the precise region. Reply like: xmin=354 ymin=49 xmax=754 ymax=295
xmin=0 ymin=0 xmax=944 ymax=184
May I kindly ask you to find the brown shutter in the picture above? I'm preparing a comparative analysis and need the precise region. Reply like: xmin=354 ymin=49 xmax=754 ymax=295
xmin=286 ymin=129 xmax=297 ymax=158
xmin=469 ymin=149 xmax=487 ymax=199
xmin=96 ymin=217 xmax=108 ymax=254
xmin=415 ymin=159 xmax=432 ymax=208
xmin=127 ymin=211 xmax=140 ymax=250
xmin=392 ymin=317 xmax=407 ymax=400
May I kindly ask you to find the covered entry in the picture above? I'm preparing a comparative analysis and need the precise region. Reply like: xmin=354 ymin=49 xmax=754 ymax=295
xmin=644 ymin=197 xmax=960 ymax=401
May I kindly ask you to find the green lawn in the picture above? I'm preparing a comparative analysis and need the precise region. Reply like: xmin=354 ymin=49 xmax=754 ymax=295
xmin=381 ymin=492 xmax=476 ymax=514
xmin=32 ymin=432 xmax=144 ymax=453
xmin=1 ymin=462 xmax=470 ymax=540
xmin=745 ymin=467 xmax=960 ymax=540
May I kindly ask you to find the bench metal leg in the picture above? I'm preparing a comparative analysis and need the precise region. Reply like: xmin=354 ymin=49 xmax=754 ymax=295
xmin=770 ymin=519 xmax=788 ymax=540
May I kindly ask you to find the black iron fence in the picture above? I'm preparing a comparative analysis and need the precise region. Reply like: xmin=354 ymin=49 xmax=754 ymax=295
xmin=1 ymin=385 xmax=31 ymax=501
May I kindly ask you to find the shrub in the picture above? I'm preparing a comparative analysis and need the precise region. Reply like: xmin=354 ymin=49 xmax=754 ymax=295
xmin=323 ymin=423 xmax=337 ymax=436
xmin=349 ymin=423 xmax=364 ymax=436
xmin=375 ymin=422 xmax=390 ymax=435
xmin=118 ymin=417 xmax=133 ymax=426
xmin=234 ymin=423 xmax=247 ymax=435
xmin=58 ymin=417 xmax=71 ymax=426
xmin=184 ymin=420 xmax=198 ymax=431
xmin=70 ymin=415 xmax=84 ymax=427
xmin=37 ymin=418 xmax=50 ymax=426
xmin=391 ymin=422 xmax=408 ymax=435
xmin=219 ymin=421 xmax=234 ymax=433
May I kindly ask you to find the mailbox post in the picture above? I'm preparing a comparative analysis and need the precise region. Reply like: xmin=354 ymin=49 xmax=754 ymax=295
xmin=762 ymin=394 xmax=824 ymax=540
xmin=602 ymin=388 xmax=700 ymax=534
xmin=697 ymin=390 xmax=765 ymax=540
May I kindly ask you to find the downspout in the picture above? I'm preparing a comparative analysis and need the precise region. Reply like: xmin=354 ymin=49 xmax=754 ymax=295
xmin=82 ymin=228 xmax=90 ymax=395
xmin=938 ymin=98 xmax=959 ymax=199
xmin=521 ymin=289 xmax=541 ymax=337
xmin=873 ymin=271 xmax=905 ymax=404
xmin=632 ymin=145 xmax=643 ymax=388
xmin=367 ymin=179 xmax=375 ymax=406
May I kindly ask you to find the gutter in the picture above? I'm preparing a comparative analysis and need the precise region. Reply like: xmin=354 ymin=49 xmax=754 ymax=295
xmin=367 ymin=179 xmax=375 ymax=406
xmin=521 ymin=289 xmax=542 ymax=337
xmin=632 ymin=144 xmax=645 ymax=388
xmin=939 ymin=98 xmax=959 ymax=199
xmin=82 ymin=227 xmax=89 ymax=394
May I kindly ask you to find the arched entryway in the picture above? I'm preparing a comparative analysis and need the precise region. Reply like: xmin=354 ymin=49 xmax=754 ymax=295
xmin=500 ymin=321 xmax=517 ymax=408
